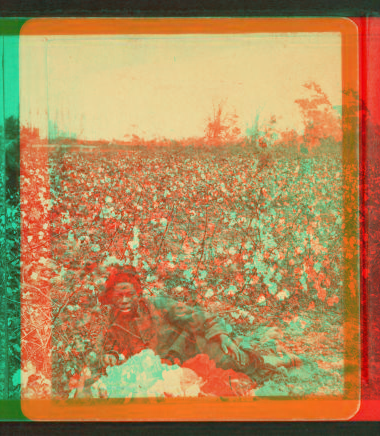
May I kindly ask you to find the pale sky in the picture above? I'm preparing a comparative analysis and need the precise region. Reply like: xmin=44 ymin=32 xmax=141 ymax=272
xmin=19 ymin=33 xmax=342 ymax=141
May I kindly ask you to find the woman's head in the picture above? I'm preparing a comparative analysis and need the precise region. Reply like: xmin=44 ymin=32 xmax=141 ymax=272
xmin=99 ymin=268 xmax=143 ymax=310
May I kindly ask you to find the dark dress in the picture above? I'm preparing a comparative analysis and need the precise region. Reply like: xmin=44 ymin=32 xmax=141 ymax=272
xmin=100 ymin=296 xmax=266 ymax=377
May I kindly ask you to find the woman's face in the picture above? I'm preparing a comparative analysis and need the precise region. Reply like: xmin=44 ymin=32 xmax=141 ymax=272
xmin=111 ymin=282 xmax=136 ymax=312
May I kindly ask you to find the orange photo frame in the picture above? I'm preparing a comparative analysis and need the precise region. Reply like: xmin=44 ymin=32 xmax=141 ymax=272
xmin=19 ymin=17 xmax=360 ymax=421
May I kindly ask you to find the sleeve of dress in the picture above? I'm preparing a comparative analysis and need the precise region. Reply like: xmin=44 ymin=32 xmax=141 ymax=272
xmin=153 ymin=296 xmax=229 ymax=340
xmin=102 ymin=329 xmax=121 ymax=355
xmin=92 ymin=312 xmax=113 ymax=356
xmin=95 ymin=311 xmax=124 ymax=358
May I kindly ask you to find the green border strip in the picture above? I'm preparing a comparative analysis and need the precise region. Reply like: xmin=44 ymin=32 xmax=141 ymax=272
xmin=0 ymin=17 xmax=29 ymax=422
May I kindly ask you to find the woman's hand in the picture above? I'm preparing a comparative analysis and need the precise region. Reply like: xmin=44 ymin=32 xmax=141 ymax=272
xmin=220 ymin=334 xmax=249 ymax=367
xmin=103 ymin=353 xmax=118 ymax=367
xmin=75 ymin=366 xmax=93 ymax=399
xmin=85 ymin=351 xmax=99 ymax=367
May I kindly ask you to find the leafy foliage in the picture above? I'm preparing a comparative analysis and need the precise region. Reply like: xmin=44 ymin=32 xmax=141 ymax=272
xmin=204 ymin=101 xmax=241 ymax=146
xmin=295 ymin=81 xmax=342 ymax=149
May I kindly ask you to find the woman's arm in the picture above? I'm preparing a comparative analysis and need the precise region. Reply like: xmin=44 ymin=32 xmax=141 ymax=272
xmin=155 ymin=297 xmax=251 ymax=366
xmin=153 ymin=296 xmax=229 ymax=338
xmin=154 ymin=296 xmax=248 ymax=360
xmin=219 ymin=334 xmax=249 ymax=366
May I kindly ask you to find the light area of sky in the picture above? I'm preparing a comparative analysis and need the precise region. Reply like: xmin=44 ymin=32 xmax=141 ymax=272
xmin=19 ymin=33 xmax=342 ymax=141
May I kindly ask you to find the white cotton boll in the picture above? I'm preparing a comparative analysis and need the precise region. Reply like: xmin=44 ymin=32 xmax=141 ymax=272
xmin=103 ymin=256 xmax=124 ymax=267
xmin=12 ymin=370 xmax=21 ymax=387
xmin=30 ymin=272 xmax=38 ymax=281
xmin=101 ymin=349 xmax=173 ymax=398
xmin=19 ymin=362 xmax=36 ymax=390
xmin=98 ymin=349 xmax=204 ymax=398
xmin=225 ymin=285 xmax=238 ymax=296
xmin=183 ymin=383 xmax=202 ymax=397
xmin=90 ymin=379 xmax=108 ymax=398
xmin=128 ymin=237 xmax=139 ymax=250
xmin=180 ymin=368 xmax=203 ymax=397
xmin=276 ymin=289 xmax=290 ymax=301
xmin=257 ymin=294 xmax=266 ymax=304
xmin=150 ymin=369 xmax=183 ymax=397
xmin=205 ymin=289 xmax=214 ymax=298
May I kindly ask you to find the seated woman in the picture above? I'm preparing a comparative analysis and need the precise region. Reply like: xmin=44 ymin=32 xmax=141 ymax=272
xmin=74 ymin=267 xmax=302 ymax=397
xmin=92 ymin=267 xmax=301 ymax=380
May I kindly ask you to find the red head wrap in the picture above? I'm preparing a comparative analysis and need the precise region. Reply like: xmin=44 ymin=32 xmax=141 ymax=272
xmin=99 ymin=268 xmax=142 ymax=305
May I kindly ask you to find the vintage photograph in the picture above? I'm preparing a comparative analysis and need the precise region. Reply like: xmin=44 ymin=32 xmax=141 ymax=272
xmin=17 ymin=24 xmax=357 ymax=405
